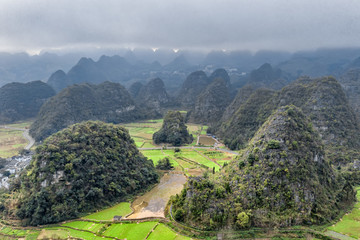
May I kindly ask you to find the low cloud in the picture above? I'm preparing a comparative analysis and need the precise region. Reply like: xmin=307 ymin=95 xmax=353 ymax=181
xmin=0 ymin=0 xmax=359 ymax=53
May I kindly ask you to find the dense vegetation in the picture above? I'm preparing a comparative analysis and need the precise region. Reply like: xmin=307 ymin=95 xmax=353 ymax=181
xmin=135 ymin=78 xmax=171 ymax=114
xmin=0 ymin=81 xmax=55 ymax=123
xmin=153 ymin=111 xmax=193 ymax=146
xmin=11 ymin=121 xmax=158 ymax=225
xmin=189 ymin=78 xmax=231 ymax=124
xmin=176 ymin=71 xmax=211 ymax=109
xmin=172 ymin=106 xmax=355 ymax=229
xmin=30 ymin=81 xmax=158 ymax=141
xmin=218 ymin=76 xmax=360 ymax=153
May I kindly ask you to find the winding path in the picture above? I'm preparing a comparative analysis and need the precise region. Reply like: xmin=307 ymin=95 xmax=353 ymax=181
xmin=0 ymin=125 xmax=35 ymax=150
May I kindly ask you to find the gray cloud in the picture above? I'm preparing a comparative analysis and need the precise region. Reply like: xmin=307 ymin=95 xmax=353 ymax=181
xmin=0 ymin=0 xmax=360 ymax=53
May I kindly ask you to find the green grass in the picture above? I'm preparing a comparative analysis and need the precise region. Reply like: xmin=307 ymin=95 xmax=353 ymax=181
xmin=83 ymin=202 xmax=132 ymax=221
xmin=148 ymin=223 xmax=183 ymax=240
xmin=142 ymin=150 xmax=169 ymax=165
xmin=327 ymin=186 xmax=360 ymax=238
xmin=103 ymin=222 xmax=157 ymax=240
xmin=62 ymin=221 xmax=94 ymax=230
xmin=38 ymin=228 xmax=69 ymax=239
xmin=180 ymin=150 xmax=220 ymax=171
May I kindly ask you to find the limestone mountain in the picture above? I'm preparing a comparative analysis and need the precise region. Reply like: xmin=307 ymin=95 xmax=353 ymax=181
xmin=209 ymin=68 xmax=231 ymax=90
xmin=246 ymin=63 xmax=289 ymax=90
xmin=218 ymin=88 xmax=275 ymax=150
xmin=153 ymin=111 xmax=193 ymax=146
xmin=0 ymin=81 xmax=55 ymax=123
xmin=220 ymin=85 xmax=255 ymax=122
xmin=46 ymin=54 xmax=196 ymax=93
xmin=66 ymin=57 xmax=108 ymax=85
xmin=267 ymin=76 xmax=360 ymax=148
xmin=189 ymin=78 xmax=231 ymax=124
xmin=339 ymin=68 xmax=360 ymax=120
xmin=47 ymin=70 xmax=68 ymax=93
xmin=128 ymin=81 xmax=144 ymax=98
xmin=176 ymin=71 xmax=211 ymax=108
xmin=218 ymin=76 xmax=360 ymax=151
xmin=14 ymin=121 xmax=158 ymax=225
xmin=172 ymin=106 xmax=355 ymax=229
xmin=136 ymin=78 xmax=171 ymax=114
xmin=30 ymin=81 xmax=152 ymax=141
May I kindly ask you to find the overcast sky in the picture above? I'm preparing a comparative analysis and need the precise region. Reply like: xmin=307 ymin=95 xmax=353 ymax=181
xmin=0 ymin=0 xmax=360 ymax=54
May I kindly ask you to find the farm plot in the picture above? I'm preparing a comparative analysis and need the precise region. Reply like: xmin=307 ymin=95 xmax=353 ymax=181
xmin=103 ymin=222 xmax=157 ymax=240
xmin=147 ymin=223 xmax=191 ymax=240
xmin=175 ymin=149 xmax=220 ymax=171
xmin=197 ymin=149 xmax=234 ymax=166
xmin=142 ymin=149 xmax=181 ymax=171
xmin=0 ymin=128 xmax=27 ymax=158
xmin=83 ymin=202 xmax=132 ymax=221
xmin=327 ymin=186 xmax=360 ymax=238
xmin=122 ymin=120 xmax=163 ymax=148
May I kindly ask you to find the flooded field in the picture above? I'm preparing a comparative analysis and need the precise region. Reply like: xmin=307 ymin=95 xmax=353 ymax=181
xmin=126 ymin=173 xmax=187 ymax=219
xmin=198 ymin=136 xmax=216 ymax=146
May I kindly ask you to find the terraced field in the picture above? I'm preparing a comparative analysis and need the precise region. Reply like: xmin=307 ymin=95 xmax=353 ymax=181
xmin=38 ymin=221 xmax=192 ymax=240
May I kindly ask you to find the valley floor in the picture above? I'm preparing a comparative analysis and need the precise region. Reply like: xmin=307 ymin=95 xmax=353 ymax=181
xmin=0 ymin=119 xmax=358 ymax=239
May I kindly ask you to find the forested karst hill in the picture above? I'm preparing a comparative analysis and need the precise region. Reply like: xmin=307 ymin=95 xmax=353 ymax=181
xmin=173 ymin=106 xmax=355 ymax=229
xmin=218 ymin=76 xmax=360 ymax=153
xmin=13 ymin=121 xmax=158 ymax=225
xmin=153 ymin=111 xmax=193 ymax=146
xmin=0 ymin=81 xmax=55 ymax=123
xmin=30 ymin=81 xmax=157 ymax=141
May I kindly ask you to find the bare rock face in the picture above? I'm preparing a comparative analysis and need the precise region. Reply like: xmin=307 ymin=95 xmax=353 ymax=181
xmin=177 ymin=71 xmax=211 ymax=109
xmin=339 ymin=68 xmax=360 ymax=120
xmin=136 ymin=78 xmax=170 ymax=113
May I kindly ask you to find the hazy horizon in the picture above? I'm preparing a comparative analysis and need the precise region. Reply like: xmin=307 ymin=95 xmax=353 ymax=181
xmin=0 ymin=0 xmax=360 ymax=55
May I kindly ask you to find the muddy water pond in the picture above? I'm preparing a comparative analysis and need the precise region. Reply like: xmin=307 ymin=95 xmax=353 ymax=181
xmin=198 ymin=136 xmax=216 ymax=145
xmin=126 ymin=173 xmax=186 ymax=219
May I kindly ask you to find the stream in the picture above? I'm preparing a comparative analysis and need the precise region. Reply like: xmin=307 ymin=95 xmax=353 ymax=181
xmin=126 ymin=173 xmax=187 ymax=219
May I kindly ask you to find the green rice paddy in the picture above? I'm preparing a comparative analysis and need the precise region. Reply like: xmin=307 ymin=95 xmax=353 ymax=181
xmin=83 ymin=202 xmax=132 ymax=221
xmin=103 ymin=221 xmax=157 ymax=240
